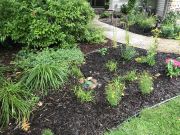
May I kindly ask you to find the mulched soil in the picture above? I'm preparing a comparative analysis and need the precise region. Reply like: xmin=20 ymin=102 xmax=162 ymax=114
xmin=99 ymin=17 xmax=153 ymax=36
xmin=1 ymin=42 xmax=180 ymax=135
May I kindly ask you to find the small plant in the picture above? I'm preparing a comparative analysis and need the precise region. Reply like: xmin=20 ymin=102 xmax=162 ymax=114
xmin=99 ymin=48 xmax=108 ymax=56
xmin=135 ymin=41 xmax=157 ymax=66
xmin=71 ymin=66 xmax=84 ymax=78
xmin=100 ymin=11 xmax=111 ymax=18
xmin=42 ymin=129 xmax=54 ymax=135
xmin=123 ymin=70 xmax=138 ymax=82
xmin=166 ymin=60 xmax=180 ymax=78
xmin=138 ymin=71 xmax=153 ymax=95
xmin=105 ymin=78 xmax=125 ymax=106
xmin=121 ymin=31 xmax=138 ymax=61
xmin=105 ymin=60 xmax=118 ymax=72
xmin=0 ymin=82 xmax=36 ymax=127
xmin=73 ymin=85 xmax=94 ymax=103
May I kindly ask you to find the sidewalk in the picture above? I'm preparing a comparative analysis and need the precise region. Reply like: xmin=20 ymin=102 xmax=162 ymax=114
xmin=94 ymin=19 xmax=180 ymax=54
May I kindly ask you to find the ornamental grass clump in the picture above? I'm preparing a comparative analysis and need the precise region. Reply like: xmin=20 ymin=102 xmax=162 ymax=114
xmin=0 ymin=82 xmax=36 ymax=127
xmin=105 ymin=78 xmax=125 ymax=106
xmin=139 ymin=71 xmax=154 ymax=95
xmin=14 ymin=48 xmax=84 ymax=95
xmin=122 ymin=70 xmax=138 ymax=82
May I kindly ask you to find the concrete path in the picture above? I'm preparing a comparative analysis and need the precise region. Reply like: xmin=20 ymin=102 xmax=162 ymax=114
xmin=94 ymin=19 xmax=180 ymax=54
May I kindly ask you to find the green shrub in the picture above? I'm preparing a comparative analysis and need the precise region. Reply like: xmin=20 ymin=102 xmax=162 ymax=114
xmin=160 ymin=23 xmax=175 ymax=38
xmin=99 ymin=48 xmax=108 ymax=56
xmin=14 ymin=48 xmax=84 ymax=95
xmin=0 ymin=82 xmax=36 ymax=127
xmin=0 ymin=0 xmax=104 ymax=48
xmin=73 ymin=85 xmax=94 ymax=103
xmin=137 ymin=15 xmax=156 ymax=29
xmin=121 ymin=4 xmax=129 ymax=14
xmin=105 ymin=60 xmax=118 ymax=72
xmin=42 ymin=129 xmax=54 ymax=135
xmin=139 ymin=71 xmax=153 ymax=94
xmin=127 ymin=0 xmax=137 ymax=13
xmin=105 ymin=78 xmax=125 ymax=106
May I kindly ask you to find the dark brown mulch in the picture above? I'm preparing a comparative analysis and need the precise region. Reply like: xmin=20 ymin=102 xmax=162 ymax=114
xmin=2 ymin=43 xmax=180 ymax=135
xmin=79 ymin=39 xmax=112 ymax=54
xmin=99 ymin=17 xmax=153 ymax=36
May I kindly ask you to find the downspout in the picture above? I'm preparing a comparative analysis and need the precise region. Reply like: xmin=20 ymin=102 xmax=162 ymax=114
xmin=163 ymin=0 xmax=169 ymax=18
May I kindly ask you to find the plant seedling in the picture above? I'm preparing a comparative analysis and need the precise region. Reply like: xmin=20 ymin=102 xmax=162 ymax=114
xmin=105 ymin=60 xmax=118 ymax=72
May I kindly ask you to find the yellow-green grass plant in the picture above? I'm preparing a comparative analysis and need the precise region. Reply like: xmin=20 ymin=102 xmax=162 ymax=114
xmin=105 ymin=60 xmax=118 ymax=72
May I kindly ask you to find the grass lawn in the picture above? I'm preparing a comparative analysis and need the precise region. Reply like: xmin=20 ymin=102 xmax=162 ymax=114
xmin=105 ymin=96 xmax=180 ymax=135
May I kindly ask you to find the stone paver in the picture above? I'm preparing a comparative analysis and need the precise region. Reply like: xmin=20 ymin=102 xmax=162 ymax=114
xmin=94 ymin=19 xmax=180 ymax=54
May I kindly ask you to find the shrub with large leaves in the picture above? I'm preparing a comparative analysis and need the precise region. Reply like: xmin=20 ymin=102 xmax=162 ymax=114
xmin=14 ymin=48 xmax=84 ymax=95
xmin=0 ymin=0 xmax=102 ymax=48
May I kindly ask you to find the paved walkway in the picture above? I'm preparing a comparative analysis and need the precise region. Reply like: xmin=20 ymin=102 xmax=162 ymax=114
xmin=94 ymin=19 xmax=180 ymax=54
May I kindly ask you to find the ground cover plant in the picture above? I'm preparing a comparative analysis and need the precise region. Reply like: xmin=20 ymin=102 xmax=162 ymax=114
xmin=105 ymin=96 xmax=180 ymax=135
xmin=14 ymin=48 xmax=84 ymax=95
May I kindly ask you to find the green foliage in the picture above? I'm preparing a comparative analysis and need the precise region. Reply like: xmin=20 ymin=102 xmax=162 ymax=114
xmin=127 ymin=0 xmax=137 ymax=13
xmin=14 ymin=48 xmax=84 ymax=95
xmin=160 ymin=11 xmax=180 ymax=39
xmin=121 ymin=31 xmax=138 ymax=61
xmin=138 ymin=71 xmax=153 ymax=95
xmin=100 ymin=11 xmax=111 ymax=18
xmin=166 ymin=60 xmax=180 ymax=78
xmin=122 ymin=70 xmax=138 ymax=82
xmin=42 ymin=129 xmax=54 ymax=135
xmin=127 ymin=11 xmax=156 ymax=29
xmin=71 ymin=66 xmax=84 ymax=78
xmin=135 ymin=41 xmax=157 ymax=66
xmin=73 ymin=85 xmax=94 ymax=103
xmin=0 ymin=82 xmax=36 ymax=127
xmin=98 ymin=48 xmax=108 ymax=56
xmin=0 ymin=0 xmax=101 ymax=48
xmin=105 ymin=60 xmax=118 ymax=72
xmin=105 ymin=78 xmax=125 ymax=106
xmin=160 ymin=23 xmax=175 ymax=38
xmin=120 ymin=4 xmax=129 ymax=14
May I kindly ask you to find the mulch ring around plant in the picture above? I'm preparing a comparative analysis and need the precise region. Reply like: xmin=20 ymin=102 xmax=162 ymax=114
xmin=2 ymin=44 xmax=180 ymax=135
xmin=99 ymin=17 xmax=153 ymax=37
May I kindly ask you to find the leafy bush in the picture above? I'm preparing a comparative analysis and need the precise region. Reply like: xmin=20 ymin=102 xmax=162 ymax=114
xmin=138 ymin=71 xmax=153 ymax=94
xmin=105 ymin=60 xmax=118 ymax=72
xmin=105 ymin=78 xmax=125 ymax=106
xmin=73 ymin=85 xmax=94 ymax=103
xmin=127 ymin=0 xmax=137 ymax=13
xmin=0 ymin=82 xmax=36 ymax=127
xmin=121 ymin=4 xmax=129 ymax=14
xmin=160 ymin=23 xmax=175 ymax=38
xmin=42 ymin=129 xmax=54 ymax=135
xmin=0 ymin=0 xmax=104 ymax=48
xmin=14 ymin=48 xmax=84 ymax=95
xmin=166 ymin=60 xmax=180 ymax=78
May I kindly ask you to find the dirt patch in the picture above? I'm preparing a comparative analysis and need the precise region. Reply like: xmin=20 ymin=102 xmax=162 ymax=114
xmin=1 ymin=43 xmax=180 ymax=135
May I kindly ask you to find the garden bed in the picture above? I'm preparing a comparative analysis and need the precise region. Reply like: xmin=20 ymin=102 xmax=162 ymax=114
xmin=2 ymin=42 xmax=180 ymax=135
xmin=99 ymin=17 xmax=153 ymax=36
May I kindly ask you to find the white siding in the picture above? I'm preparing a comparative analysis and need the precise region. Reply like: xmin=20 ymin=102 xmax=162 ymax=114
xmin=109 ymin=0 xmax=128 ymax=11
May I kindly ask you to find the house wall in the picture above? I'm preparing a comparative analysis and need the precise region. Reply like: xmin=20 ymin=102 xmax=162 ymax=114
xmin=167 ymin=0 xmax=180 ymax=12
xmin=109 ymin=0 xmax=128 ymax=11
xmin=156 ymin=0 xmax=167 ymax=17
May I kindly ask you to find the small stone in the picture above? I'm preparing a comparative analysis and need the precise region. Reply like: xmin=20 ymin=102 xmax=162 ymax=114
xmin=155 ymin=73 xmax=161 ymax=77
xmin=37 ymin=101 xmax=43 ymax=107
xmin=87 ymin=77 xmax=93 ymax=80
